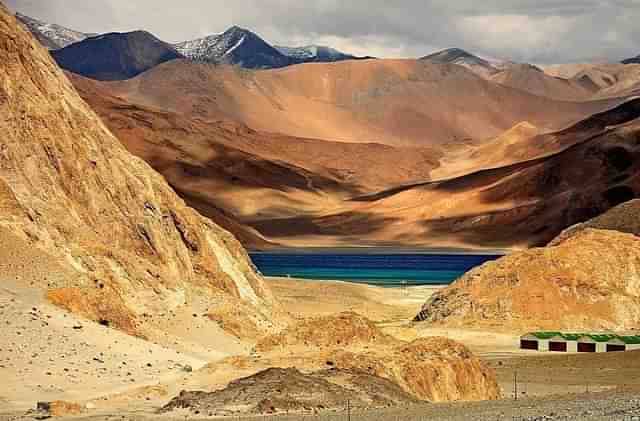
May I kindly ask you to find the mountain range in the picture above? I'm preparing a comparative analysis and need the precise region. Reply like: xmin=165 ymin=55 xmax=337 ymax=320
xmin=18 ymin=13 xmax=366 ymax=71
xmin=10 ymin=10 xmax=640 ymax=250
xmin=17 ymin=11 xmax=640 ymax=76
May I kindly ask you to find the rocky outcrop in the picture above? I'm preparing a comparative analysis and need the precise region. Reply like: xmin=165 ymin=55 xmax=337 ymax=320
xmin=0 ymin=5 xmax=280 ymax=336
xmin=254 ymin=314 xmax=501 ymax=403
xmin=163 ymin=334 xmax=500 ymax=417
xmin=330 ymin=337 xmax=501 ymax=402
xmin=415 ymin=225 xmax=640 ymax=331
xmin=256 ymin=312 xmax=394 ymax=352
xmin=162 ymin=367 xmax=419 ymax=416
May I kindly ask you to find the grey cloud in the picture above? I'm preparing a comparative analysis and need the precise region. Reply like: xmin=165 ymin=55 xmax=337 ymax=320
xmin=6 ymin=0 xmax=640 ymax=63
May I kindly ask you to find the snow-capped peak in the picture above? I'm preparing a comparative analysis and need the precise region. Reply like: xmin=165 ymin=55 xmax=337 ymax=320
xmin=275 ymin=45 xmax=353 ymax=61
xmin=15 ymin=12 xmax=93 ymax=50
xmin=421 ymin=48 xmax=518 ymax=77
xmin=174 ymin=27 xmax=360 ymax=68
xmin=174 ymin=26 xmax=254 ymax=62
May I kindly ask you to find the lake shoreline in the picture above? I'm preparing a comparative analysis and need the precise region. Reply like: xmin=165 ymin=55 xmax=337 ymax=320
xmin=249 ymin=251 xmax=503 ymax=287
xmin=249 ymin=246 xmax=510 ymax=255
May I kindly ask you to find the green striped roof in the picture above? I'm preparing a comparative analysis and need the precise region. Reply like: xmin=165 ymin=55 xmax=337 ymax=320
xmin=526 ymin=332 xmax=640 ymax=344
xmin=619 ymin=336 xmax=640 ymax=344
xmin=530 ymin=332 xmax=563 ymax=340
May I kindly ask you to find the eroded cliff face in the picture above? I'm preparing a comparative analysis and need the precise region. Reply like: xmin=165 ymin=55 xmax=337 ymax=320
xmin=0 ymin=5 xmax=280 ymax=336
xmin=415 ymin=225 xmax=640 ymax=331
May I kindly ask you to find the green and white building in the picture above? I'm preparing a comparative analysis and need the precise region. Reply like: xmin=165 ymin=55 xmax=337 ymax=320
xmin=520 ymin=332 xmax=640 ymax=353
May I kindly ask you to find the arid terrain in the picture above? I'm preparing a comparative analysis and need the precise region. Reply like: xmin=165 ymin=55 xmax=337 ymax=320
xmin=0 ymin=4 xmax=506 ymax=420
xmin=3 ymin=1 xmax=640 ymax=420
xmin=3 ymin=277 xmax=640 ymax=420
xmin=68 ymin=62 xmax=639 ymax=250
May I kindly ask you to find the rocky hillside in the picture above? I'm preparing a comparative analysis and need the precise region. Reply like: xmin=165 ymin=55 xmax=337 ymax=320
xmin=0 ymin=4 xmax=279 ymax=336
xmin=163 ymin=367 xmax=419 ymax=416
xmin=52 ymin=30 xmax=184 ymax=80
xmin=491 ymin=63 xmax=595 ymax=101
xmin=414 ymin=201 xmax=640 ymax=331
xmin=68 ymin=72 xmax=443 ymax=248
xmin=15 ymin=12 xmax=91 ymax=49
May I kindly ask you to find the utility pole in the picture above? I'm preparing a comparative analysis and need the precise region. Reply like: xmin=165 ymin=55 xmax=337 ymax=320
xmin=514 ymin=370 xmax=518 ymax=400
xmin=347 ymin=399 xmax=351 ymax=421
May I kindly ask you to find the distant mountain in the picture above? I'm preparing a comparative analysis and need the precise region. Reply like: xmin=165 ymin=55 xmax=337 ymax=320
xmin=175 ymin=27 xmax=365 ymax=69
xmin=421 ymin=48 xmax=504 ymax=78
xmin=52 ymin=31 xmax=184 ymax=81
xmin=622 ymin=55 xmax=640 ymax=65
xmin=15 ymin=12 xmax=93 ymax=49
xmin=175 ymin=26 xmax=291 ymax=69
xmin=490 ymin=63 xmax=595 ymax=101
xmin=275 ymin=45 xmax=359 ymax=63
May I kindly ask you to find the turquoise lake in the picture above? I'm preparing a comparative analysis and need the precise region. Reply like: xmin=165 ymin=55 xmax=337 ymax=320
xmin=249 ymin=252 xmax=502 ymax=287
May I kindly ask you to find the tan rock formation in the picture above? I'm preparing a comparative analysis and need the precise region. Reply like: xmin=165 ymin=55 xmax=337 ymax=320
xmin=252 ymin=313 xmax=500 ymax=403
xmin=0 ymin=4 xmax=280 ymax=336
xmin=330 ymin=337 xmax=501 ymax=402
xmin=162 ymin=367 xmax=420 ymax=416
xmin=256 ymin=312 xmax=394 ymax=352
xmin=415 ymin=227 xmax=640 ymax=331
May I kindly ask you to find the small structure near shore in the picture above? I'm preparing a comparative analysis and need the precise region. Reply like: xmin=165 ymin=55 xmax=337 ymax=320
xmin=520 ymin=332 xmax=640 ymax=353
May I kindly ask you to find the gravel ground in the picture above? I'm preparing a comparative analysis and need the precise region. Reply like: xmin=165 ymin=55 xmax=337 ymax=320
xmin=2 ymin=391 xmax=640 ymax=421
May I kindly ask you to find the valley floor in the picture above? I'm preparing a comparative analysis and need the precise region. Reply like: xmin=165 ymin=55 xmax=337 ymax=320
xmin=2 ymin=277 xmax=640 ymax=420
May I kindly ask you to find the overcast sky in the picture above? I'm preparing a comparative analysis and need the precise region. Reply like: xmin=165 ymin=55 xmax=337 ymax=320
xmin=6 ymin=0 xmax=640 ymax=64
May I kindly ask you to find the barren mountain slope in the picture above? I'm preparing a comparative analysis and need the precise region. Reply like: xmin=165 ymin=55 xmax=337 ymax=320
xmin=69 ymin=74 xmax=442 ymax=247
xmin=543 ymin=63 xmax=601 ymax=79
xmin=251 ymin=99 xmax=640 ymax=248
xmin=430 ymin=121 xmax=542 ymax=179
xmin=545 ymin=63 xmax=640 ymax=98
xmin=104 ymin=59 xmax=619 ymax=147
xmin=490 ymin=64 xmax=595 ymax=101
xmin=414 ymin=206 xmax=640 ymax=331
xmin=0 ymin=3 xmax=282 ymax=341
